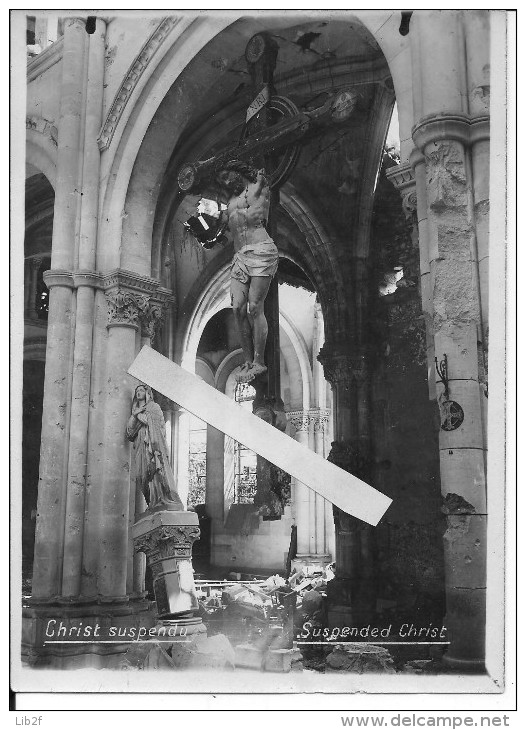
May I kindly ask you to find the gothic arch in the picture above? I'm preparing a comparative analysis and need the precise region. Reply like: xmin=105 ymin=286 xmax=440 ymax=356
xmin=26 ymin=133 xmax=57 ymax=190
xmin=99 ymin=13 xmax=412 ymax=278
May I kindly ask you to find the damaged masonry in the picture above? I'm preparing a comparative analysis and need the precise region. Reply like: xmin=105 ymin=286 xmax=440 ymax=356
xmin=18 ymin=9 xmax=504 ymax=683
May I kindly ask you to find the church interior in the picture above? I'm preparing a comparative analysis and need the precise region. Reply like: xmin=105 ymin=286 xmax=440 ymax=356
xmin=18 ymin=11 xmax=499 ymax=678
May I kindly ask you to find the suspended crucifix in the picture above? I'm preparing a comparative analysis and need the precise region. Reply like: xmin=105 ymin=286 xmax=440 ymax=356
xmin=178 ymin=32 xmax=359 ymax=515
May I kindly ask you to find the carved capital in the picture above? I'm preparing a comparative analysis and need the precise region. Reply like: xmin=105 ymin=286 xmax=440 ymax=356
xmin=103 ymin=270 xmax=174 ymax=332
xmin=386 ymin=162 xmax=417 ymax=220
xmin=140 ymin=287 xmax=173 ymax=340
xmin=134 ymin=524 xmax=201 ymax=563
xmin=312 ymin=408 xmax=331 ymax=432
xmin=287 ymin=408 xmax=331 ymax=434
xmin=317 ymin=346 xmax=367 ymax=389
xmin=105 ymin=289 xmax=148 ymax=329
xmin=286 ymin=411 xmax=310 ymax=432
xmin=385 ymin=161 xmax=414 ymax=194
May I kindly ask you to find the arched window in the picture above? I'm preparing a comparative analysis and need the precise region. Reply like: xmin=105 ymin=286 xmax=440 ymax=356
xmin=187 ymin=414 xmax=207 ymax=508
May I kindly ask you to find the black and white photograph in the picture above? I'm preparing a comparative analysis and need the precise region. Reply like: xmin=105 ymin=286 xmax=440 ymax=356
xmin=10 ymin=6 xmax=515 ymax=714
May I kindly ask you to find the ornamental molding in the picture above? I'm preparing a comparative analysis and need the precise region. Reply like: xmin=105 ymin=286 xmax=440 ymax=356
xmin=97 ymin=17 xmax=181 ymax=151
xmin=26 ymin=115 xmax=58 ymax=146
xmin=41 ymin=268 xmax=174 ymax=333
xmin=103 ymin=269 xmax=170 ymax=297
xmin=73 ymin=271 xmax=105 ymax=289
xmin=42 ymin=270 xmax=75 ymax=289
xmin=412 ymin=113 xmax=490 ymax=153
xmin=287 ymin=408 xmax=331 ymax=433
xmin=385 ymin=162 xmax=414 ymax=193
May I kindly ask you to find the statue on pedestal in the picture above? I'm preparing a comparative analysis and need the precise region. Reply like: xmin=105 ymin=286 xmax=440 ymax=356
xmin=126 ymin=384 xmax=184 ymax=513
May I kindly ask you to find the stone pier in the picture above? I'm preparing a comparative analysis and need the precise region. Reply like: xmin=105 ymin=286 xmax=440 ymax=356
xmin=407 ymin=10 xmax=490 ymax=670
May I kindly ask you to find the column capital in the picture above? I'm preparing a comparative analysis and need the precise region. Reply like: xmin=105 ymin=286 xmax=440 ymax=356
xmin=102 ymin=269 xmax=174 ymax=335
xmin=317 ymin=345 xmax=368 ymax=389
xmin=104 ymin=289 xmax=148 ymax=330
xmin=412 ymin=112 xmax=490 ymax=153
xmin=134 ymin=523 xmax=201 ymax=562
xmin=286 ymin=410 xmax=310 ymax=433
xmin=310 ymin=408 xmax=331 ymax=432
xmin=385 ymin=162 xmax=417 ymax=219
xmin=286 ymin=408 xmax=331 ymax=433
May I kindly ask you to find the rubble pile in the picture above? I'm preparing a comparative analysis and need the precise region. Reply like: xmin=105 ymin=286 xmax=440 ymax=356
xmin=192 ymin=563 xmax=337 ymax=672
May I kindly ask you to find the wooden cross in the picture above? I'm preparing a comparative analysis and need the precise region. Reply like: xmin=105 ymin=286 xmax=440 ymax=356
xmin=177 ymin=33 xmax=358 ymax=514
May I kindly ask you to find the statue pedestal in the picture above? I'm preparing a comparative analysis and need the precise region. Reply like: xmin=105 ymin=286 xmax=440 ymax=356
xmin=132 ymin=510 xmax=205 ymax=636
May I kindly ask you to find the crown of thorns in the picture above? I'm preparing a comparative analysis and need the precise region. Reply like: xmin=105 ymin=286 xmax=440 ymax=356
xmin=219 ymin=159 xmax=258 ymax=183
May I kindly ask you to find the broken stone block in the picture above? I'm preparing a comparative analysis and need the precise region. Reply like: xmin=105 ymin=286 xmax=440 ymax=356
xmin=263 ymin=647 xmax=303 ymax=673
xmin=234 ymin=643 xmax=265 ymax=669
xmin=325 ymin=643 xmax=396 ymax=673
xmin=169 ymin=633 xmax=235 ymax=669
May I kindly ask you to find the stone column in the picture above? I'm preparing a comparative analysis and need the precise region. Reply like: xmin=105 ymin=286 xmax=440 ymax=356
xmin=318 ymin=347 xmax=374 ymax=625
xmin=411 ymin=116 xmax=488 ymax=671
xmin=31 ymin=18 xmax=88 ymax=599
xmin=288 ymin=410 xmax=332 ymax=571
xmin=31 ymin=273 xmax=75 ymax=598
xmin=407 ymin=12 xmax=490 ymax=668
xmin=58 ymin=18 xmax=108 ymax=598
xmin=312 ymin=410 xmax=332 ymax=558
xmin=287 ymin=412 xmax=311 ymax=561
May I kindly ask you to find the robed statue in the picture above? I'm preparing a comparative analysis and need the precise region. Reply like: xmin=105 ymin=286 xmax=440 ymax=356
xmin=126 ymin=384 xmax=184 ymax=513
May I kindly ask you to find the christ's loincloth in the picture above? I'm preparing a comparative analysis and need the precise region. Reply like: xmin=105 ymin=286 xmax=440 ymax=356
xmin=230 ymin=239 xmax=279 ymax=284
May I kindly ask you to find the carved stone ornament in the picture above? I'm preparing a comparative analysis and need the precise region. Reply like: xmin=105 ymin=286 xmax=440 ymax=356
xmin=134 ymin=525 xmax=201 ymax=563
xmin=313 ymin=409 xmax=331 ymax=432
xmin=287 ymin=411 xmax=310 ymax=432
xmin=386 ymin=162 xmax=417 ymax=220
xmin=103 ymin=270 xmax=174 ymax=332
xmin=401 ymin=190 xmax=418 ymax=219
xmin=140 ymin=295 xmax=171 ymax=340
xmin=287 ymin=409 xmax=330 ymax=433
xmin=98 ymin=17 xmax=180 ymax=151
xmin=317 ymin=346 xmax=368 ymax=389
xmin=105 ymin=289 xmax=149 ymax=329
